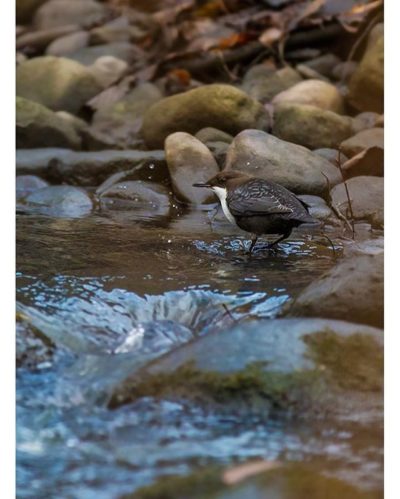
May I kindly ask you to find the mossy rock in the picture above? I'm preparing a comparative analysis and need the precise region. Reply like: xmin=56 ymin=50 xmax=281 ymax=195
xmin=242 ymin=65 xmax=302 ymax=103
xmin=109 ymin=319 xmax=383 ymax=418
xmin=16 ymin=96 xmax=81 ymax=149
xmin=273 ymin=103 xmax=353 ymax=150
xmin=141 ymin=84 xmax=271 ymax=149
xmin=16 ymin=56 xmax=101 ymax=114
xmin=122 ymin=463 xmax=381 ymax=499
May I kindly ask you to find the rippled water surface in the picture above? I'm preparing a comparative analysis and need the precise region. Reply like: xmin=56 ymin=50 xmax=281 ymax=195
xmin=16 ymin=208 xmax=382 ymax=498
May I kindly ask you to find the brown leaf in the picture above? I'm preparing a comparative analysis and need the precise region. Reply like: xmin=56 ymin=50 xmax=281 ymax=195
xmin=287 ymin=0 xmax=326 ymax=31
xmin=259 ymin=27 xmax=284 ymax=46
xmin=223 ymin=460 xmax=282 ymax=486
xmin=342 ymin=146 xmax=384 ymax=178
xmin=217 ymin=32 xmax=252 ymax=50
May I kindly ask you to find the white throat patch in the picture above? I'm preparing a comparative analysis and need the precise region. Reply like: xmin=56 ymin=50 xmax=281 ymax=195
xmin=212 ymin=186 xmax=236 ymax=225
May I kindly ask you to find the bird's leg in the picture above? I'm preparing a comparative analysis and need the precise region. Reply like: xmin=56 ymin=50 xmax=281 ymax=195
xmin=248 ymin=234 xmax=258 ymax=254
xmin=207 ymin=204 xmax=220 ymax=225
xmin=268 ymin=230 xmax=292 ymax=249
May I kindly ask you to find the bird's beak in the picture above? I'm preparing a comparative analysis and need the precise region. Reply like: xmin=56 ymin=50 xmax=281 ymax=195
xmin=192 ymin=183 xmax=211 ymax=188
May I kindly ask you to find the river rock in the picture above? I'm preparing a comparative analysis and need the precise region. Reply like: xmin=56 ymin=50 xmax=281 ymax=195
xmin=16 ymin=96 xmax=81 ymax=149
xmin=352 ymin=112 xmax=382 ymax=133
xmin=88 ymin=56 xmax=128 ymax=89
xmin=342 ymin=147 xmax=384 ymax=178
xmin=225 ymin=130 xmax=341 ymax=197
xmin=110 ymin=317 xmax=382 ymax=415
xmin=273 ymin=104 xmax=353 ymax=149
xmin=16 ymin=56 xmax=102 ymax=114
xmin=289 ymin=253 xmax=383 ymax=328
xmin=23 ymin=185 xmax=93 ymax=218
xmin=16 ymin=175 xmax=49 ymax=199
xmin=66 ymin=42 xmax=140 ymax=66
xmin=142 ymin=84 xmax=271 ymax=149
xmin=46 ymin=30 xmax=90 ymax=56
xmin=91 ymin=83 xmax=162 ymax=149
xmin=313 ymin=148 xmax=348 ymax=165
xmin=347 ymin=27 xmax=383 ymax=113
xmin=101 ymin=180 xmax=170 ymax=215
xmin=331 ymin=176 xmax=383 ymax=228
xmin=90 ymin=16 xmax=138 ymax=44
xmin=332 ymin=60 xmax=358 ymax=82
xmin=295 ymin=64 xmax=329 ymax=82
xmin=34 ymin=0 xmax=107 ymax=30
xmin=195 ymin=127 xmax=233 ymax=144
xmin=340 ymin=128 xmax=384 ymax=158
xmin=242 ymin=65 xmax=302 ymax=103
xmin=272 ymin=79 xmax=344 ymax=113
xmin=302 ymin=53 xmax=341 ymax=78
xmin=16 ymin=148 xmax=165 ymax=185
xmin=165 ymin=132 xmax=220 ymax=204
xmin=16 ymin=25 xmax=80 ymax=51
xmin=16 ymin=319 xmax=54 ymax=370
xmin=296 ymin=195 xmax=335 ymax=223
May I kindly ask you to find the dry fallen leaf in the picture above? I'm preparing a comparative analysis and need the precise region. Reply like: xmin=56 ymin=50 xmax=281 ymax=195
xmin=223 ymin=460 xmax=282 ymax=486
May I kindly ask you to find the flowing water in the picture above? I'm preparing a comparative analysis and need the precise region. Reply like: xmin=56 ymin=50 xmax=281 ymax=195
xmin=16 ymin=206 xmax=382 ymax=498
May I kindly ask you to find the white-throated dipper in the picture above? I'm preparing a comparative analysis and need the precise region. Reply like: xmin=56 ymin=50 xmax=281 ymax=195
xmin=193 ymin=170 xmax=317 ymax=253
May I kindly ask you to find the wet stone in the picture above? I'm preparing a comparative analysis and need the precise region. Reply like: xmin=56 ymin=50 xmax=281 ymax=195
xmin=16 ymin=175 xmax=49 ymax=199
xmin=289 ymin=253 xmax=383 ymax=328
xmin=242 ymin=65 xmax=302 ymax=103
xmin=165 ymin=132 xmax=219 ymax=204
xmin=110 ymin=318 xmax=382 ymax=416
xmin=16 ymin=148 xmax=165 ymax=186
xmin=340 ymin=128 xmax=384 ymax=158
xmin=22 ymin=185 xmax=93 ymax=218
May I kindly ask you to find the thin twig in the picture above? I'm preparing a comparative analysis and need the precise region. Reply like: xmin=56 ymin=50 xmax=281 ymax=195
xmin=321 ymin=172 xmax=353 ymax=235
xmin=222 ymin=304 xmax=240 ymax=324
xmin=335 ymin=149 xmax=355 ymax=239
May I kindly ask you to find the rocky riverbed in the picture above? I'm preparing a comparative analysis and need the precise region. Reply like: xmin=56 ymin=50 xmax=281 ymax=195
xmin=16 ymin=1 xmax=384 ymax=498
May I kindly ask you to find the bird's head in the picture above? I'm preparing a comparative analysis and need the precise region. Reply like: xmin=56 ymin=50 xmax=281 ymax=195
xmin=193 ymin=170 xmax=250 ymax=192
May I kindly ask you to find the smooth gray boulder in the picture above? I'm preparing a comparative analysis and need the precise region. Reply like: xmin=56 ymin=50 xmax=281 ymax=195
xmin=289 ymin=253 xmax=383 ymax=328
xmin=142 ymin=84 xmax=271 ymax=149
xmin=165 ymin=132 xmax=219 ymax=204
xmin=225 ymin=130 xmax=341 ymax=197
xmin=16 ymin=56 xmax=101 ymax=114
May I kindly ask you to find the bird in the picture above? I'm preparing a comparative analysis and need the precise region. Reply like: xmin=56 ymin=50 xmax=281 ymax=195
xmin=193 ymin=170 xmax=318 ymax=253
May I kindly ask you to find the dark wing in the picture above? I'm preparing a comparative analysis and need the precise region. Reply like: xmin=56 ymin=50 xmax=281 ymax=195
xmin=227 ymin=179 xmax=293 ymax=217
xmin=295 ymin=196 xmax=311 ymax=212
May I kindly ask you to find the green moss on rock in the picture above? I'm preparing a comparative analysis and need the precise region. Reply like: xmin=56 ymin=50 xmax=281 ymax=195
xmin=304 ymin=330 xmax=383 ymax=392
xmin=109 ymin=361 xmax=325 ymax=414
